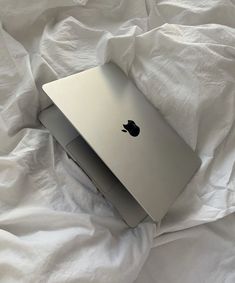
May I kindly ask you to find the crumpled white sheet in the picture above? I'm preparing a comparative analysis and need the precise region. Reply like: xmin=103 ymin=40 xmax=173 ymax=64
xmin=135 ymin=212 xmax=235 ymax=283
xmin=0 ymin=0 xmax=235 ymax=282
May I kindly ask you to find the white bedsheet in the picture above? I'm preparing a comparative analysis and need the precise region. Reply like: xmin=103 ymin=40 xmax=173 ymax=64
xmin=135 ymin=212 xmax=235 ymax=283
xmin=0 ymin=0 xmax=234 ymax=282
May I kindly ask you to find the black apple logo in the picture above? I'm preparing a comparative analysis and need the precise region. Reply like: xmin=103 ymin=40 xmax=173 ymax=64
xmin=122 ymin=120 xmax=140 ymax=137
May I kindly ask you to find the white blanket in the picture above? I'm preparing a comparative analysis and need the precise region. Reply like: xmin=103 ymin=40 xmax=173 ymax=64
xmin=0 ymin=0 xmax=234 ymax=282
xmin=135 ymin=212 xmax=235 ymax=283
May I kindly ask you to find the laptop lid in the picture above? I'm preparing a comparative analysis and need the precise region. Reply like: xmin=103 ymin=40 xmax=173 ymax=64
xmin=39 ymin=105 xmax=147 ymax=227
xmin=42 ymin=63 xmax=201 ymax=222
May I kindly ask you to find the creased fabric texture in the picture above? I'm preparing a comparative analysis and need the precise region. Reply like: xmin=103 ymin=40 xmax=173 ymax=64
xmin=135 ymin=212 xmax=235 ymax=283
xmin=0 ymin=0 xmax=234 ymax=282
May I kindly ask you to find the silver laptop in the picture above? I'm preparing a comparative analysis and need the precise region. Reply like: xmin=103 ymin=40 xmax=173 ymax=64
xmin=39 ymin=62 xmax=201 ymax=227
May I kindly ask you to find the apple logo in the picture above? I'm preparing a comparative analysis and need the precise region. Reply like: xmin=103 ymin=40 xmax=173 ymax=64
xmin=122 ymin=120 xmax=140 ymax=137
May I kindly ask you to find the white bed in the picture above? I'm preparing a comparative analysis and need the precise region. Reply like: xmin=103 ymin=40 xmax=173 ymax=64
xmin=135 ymin=212 xmax=235 ymax=283
xmin=0 ymin=1 xmax=234 ymax=282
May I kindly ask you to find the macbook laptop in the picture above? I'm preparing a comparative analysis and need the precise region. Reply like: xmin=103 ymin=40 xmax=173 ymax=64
xmin=39 ymin=62 xmax=201 ymax=227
